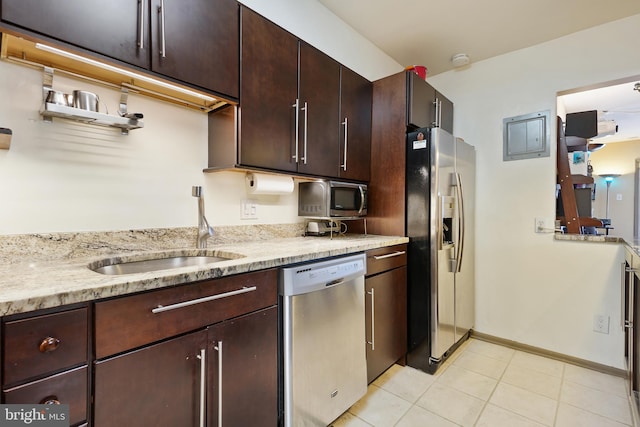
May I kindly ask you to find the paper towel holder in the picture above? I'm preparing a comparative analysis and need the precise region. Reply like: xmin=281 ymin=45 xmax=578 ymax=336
xmin=245 ymin=172 xmax=295 ymax=195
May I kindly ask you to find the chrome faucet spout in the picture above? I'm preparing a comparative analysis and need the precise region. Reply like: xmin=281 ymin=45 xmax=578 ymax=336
xmin=192 ymin=186 xmax=215 ymax=249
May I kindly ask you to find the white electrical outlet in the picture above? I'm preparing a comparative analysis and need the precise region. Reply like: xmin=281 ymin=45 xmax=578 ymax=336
xmin=534 ymin=217 xmax=555 ymax=233
xmin=593 ymin=314 xmax=610 ymax=334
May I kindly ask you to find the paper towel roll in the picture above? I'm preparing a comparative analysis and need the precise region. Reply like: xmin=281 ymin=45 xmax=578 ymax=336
xmin=246 ymin=173 xmax=294 ymax=195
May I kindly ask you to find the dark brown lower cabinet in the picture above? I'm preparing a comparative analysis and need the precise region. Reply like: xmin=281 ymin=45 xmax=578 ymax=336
xmin=365 ymin=245 xmax=408 ymax=384
xmin=93 ymin=306 xmax=278 ymax=427
xmin=94 ymin=330 xmax=208 ymax=426
xmin=207 ymin=307 xmax=278 ymax=427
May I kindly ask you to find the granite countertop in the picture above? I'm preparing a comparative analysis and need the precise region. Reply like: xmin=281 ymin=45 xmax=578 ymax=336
xmin=0 ymin=227 xmax=407 ymax=316
xmin=554 ymin=232 xmax=640 ymax=255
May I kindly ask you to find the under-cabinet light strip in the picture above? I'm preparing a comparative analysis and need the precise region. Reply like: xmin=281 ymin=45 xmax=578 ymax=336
xmin=35 ymin=43 xmax=217 ymax=102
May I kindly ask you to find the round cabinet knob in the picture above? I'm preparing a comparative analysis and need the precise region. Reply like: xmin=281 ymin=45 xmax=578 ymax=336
xmin=39 ymin=337 xmax=61 ymax=353
xmin=40 ymin=396 xmax=61 ymax=405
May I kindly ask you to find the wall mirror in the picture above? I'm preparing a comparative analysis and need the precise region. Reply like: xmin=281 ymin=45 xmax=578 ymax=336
xmin=556 ymin=75 xmax=640 ymax=238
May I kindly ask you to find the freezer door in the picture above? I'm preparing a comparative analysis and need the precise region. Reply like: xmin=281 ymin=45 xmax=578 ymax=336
xmin=454 ymin=138 xmax=476 ymax=341
xmin=430 ymin=128 xmax=456 ymax=360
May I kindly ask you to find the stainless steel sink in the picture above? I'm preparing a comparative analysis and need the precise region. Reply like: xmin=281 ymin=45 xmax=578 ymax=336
xmin=89 ymin=251 xmax=241 ymax=275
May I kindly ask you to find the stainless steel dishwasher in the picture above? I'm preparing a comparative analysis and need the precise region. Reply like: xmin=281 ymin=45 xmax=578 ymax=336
xmin=280 ymin=253 xmax=367 ymax=426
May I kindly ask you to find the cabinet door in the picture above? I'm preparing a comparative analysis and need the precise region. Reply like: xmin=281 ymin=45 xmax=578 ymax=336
xmin=339 ymin=67 xmax=372 ymax=182
xmin=297 ymin=42 xmax=341 ymax=177
xmin=150 ymin=0 xmax=239 ymax=97
xmin=208 ymin=307 xmax=278 ymax=427
xmin=436 ymin=90 xmax=454 ymax=134
xmin=1 ymin=0 xmax=150 ymax=69
xmin=407 ymin=72 xmax=436 ymax=129
xmin=365 ymin=266 xmax=407 ymax=383
xmin=94 ymin=330 xmax=207 ymax=427
xmin=239 ymin=7 xmax=298 ymax=172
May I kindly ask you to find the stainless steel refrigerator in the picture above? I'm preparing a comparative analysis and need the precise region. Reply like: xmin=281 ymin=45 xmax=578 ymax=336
xmin=405 ymin=127 xmax=475 ymax=374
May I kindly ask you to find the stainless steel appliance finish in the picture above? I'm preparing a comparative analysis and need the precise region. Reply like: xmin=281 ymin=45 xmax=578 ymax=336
xmin=90 ymin=255 xmax=230 ymax=275
xmin=406 ymin=127 xmax=476 ymax=374
xmin=298 ymin=180 xmax=367 ymax=218
xmin=72 ymin=90 xmax=99 ymax=111
xmin=280 ymin=253 xmax=367 ymax=426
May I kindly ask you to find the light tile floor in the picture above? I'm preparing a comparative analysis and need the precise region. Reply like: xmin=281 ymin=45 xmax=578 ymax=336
xmin=331 ymin=338 xmax=635 ymax=427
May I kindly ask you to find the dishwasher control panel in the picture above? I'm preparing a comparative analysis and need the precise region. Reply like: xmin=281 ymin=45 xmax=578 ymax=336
xmin=280 ymin=253 xmax=366 ymax=296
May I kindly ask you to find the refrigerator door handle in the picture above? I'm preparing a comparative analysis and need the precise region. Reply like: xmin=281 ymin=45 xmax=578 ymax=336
xmin=454 ymin=172 xmax=465 ymax=273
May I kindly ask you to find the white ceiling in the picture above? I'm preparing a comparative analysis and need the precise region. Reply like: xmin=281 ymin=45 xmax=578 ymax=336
xmin=317 ymin=0 xmax=640 ymax=142
xmin=317 ymin=0 xmax=640 ymax=76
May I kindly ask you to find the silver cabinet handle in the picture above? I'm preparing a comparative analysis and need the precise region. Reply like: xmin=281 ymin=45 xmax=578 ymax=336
xmin=158 ymin=0 xmax=166 ymax=58
xmin=292 ymin=99 xmax=299 ymax=162
xmin=623 ymin=265 xmax=640 ymax=331
xmin=438 ymin=99 xmax=442 ymax=128
xmin=432 ymin=99 xmax=439 ymax=127
xmin=367 ymin=288 xmax=375 ymax=350
xmin=214 ymin=341 xmax=223 ymax=427
xmin=623 ymin=262 xmax=629 ymax=330
xmin=151 ymin=286 xmax=257 ymax=313
xmin=373 ymin=251 xmax=406 ymax=260
xmin=138 ymin=0 xmax=145 ymax=49
xmin=196 ymin=348 xmax=206 ymax=427
xmin=341 ymin=117 xmax=348 ymax=171
xmin=301 ymin=101 xmax=308 ymax=164
xmin=628 ymin=277 xmax=636 ymax=334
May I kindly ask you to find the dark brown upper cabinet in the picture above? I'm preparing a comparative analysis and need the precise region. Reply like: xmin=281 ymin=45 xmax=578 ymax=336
xmin=238 ymin=7 xmax=299 ymax=173
xmin=149 ymin=0 xmax=239 ymax=98
xmin=340 ymin=67 xmax=372 ymax=182
xmin=1 ymin=0 xmax=150 ymax=69
xmin=211 ymin=6 xmax=370 ymax=180
xmin=407 ymin=72 xmax=453 ymax=133
xmin=296 ymin=42 xmax=341 ymax=177
xmin=0 ymin=0 xmax=239 ymax=99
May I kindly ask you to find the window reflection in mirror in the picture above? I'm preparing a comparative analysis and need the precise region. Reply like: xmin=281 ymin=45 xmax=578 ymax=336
xmin=556 ymin=75 xmax=640 ymax=238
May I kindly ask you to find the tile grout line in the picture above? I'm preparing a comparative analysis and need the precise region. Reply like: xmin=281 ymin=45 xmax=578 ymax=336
xmin=551 ymin=361 xmax=567 ymax=427
xmin=471 ymin=341 xmax=516 ymax=426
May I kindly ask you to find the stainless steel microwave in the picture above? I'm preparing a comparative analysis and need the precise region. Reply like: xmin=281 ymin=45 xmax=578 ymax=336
xmin=298 ymin=180 xmax=367 ymax=217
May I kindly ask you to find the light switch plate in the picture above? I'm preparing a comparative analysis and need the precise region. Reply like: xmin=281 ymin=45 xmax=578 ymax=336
xmin=241 ymin=199 xmax=258 ymax=220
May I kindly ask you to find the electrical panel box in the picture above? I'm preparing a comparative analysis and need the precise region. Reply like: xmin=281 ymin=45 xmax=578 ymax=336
xmin=503 ymin=110 xmax=550 ymax=161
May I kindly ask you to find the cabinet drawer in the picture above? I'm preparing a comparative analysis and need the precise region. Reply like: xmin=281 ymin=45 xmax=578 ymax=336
xmin=95 ymin=269 xmax=277 ymax=359
xmin=366 ymin=244 xmax=407 ymax=276
xmin=3 ymin=365 xmax=87 ymax=426
xmin=3 ymin=308 xmax=88 ymax=386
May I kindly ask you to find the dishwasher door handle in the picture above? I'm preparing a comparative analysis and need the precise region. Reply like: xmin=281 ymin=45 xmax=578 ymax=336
xmin=367 ymin=288 xmax=375 ymax=350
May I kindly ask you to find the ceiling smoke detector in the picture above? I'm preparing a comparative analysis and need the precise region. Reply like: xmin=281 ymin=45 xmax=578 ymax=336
xmin=451 ymin=53 xmax=470 ymax=68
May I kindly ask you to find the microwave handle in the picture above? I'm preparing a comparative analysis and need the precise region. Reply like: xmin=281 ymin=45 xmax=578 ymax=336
xmin=358 ymin=186 xmax=365 ymax=215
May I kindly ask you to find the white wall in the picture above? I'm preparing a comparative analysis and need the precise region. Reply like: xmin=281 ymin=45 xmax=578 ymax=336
xmin=428 ymin=14 xmax=640 ymax=368
xmin=0 ymin=0 xmax=400 ymax=235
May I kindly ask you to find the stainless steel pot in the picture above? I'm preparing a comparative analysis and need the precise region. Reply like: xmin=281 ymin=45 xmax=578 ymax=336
xmin=73 ymin=90 xmax=99 ymax=112
xmin=45 ymin=90 xmax=72 ymax=106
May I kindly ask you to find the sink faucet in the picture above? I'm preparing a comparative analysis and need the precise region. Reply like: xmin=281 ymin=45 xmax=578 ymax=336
xmin=192 ymin=186 xmax=215 ymax=248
